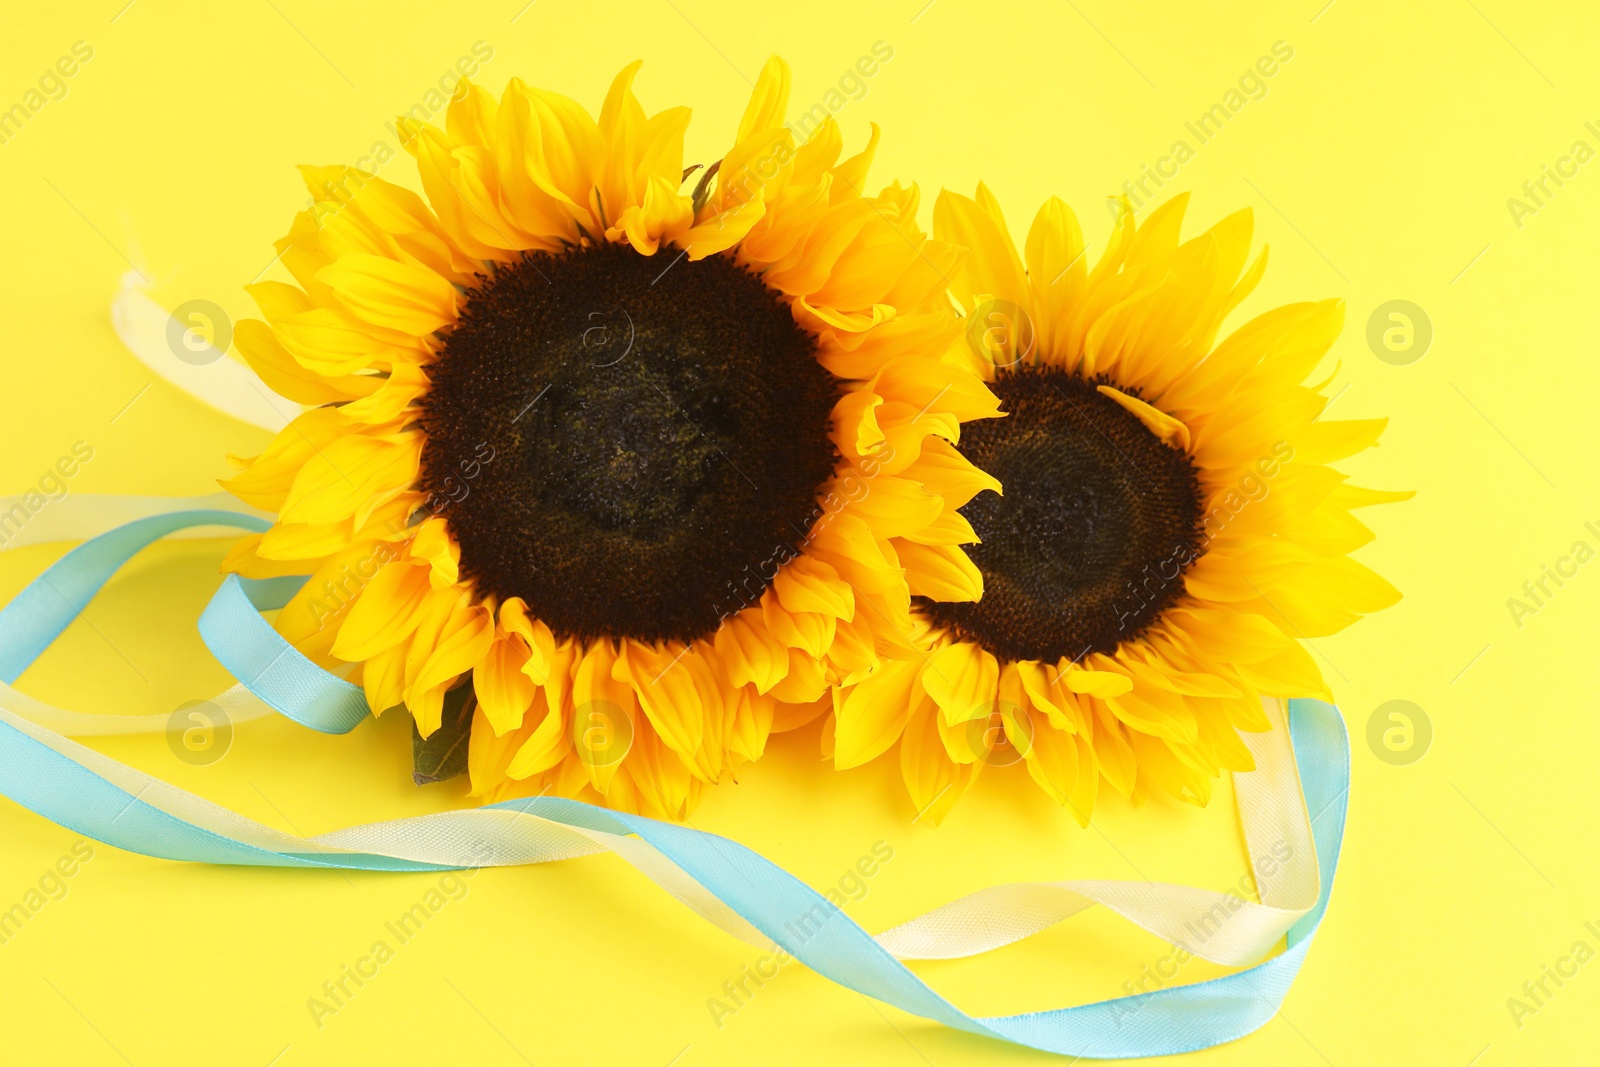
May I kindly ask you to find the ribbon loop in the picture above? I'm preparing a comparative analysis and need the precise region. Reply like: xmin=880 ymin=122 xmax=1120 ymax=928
xmin=0 ymin=508 xmax=266 ymax=683
xmin=199 ymin=574 xmax=368 ymax=734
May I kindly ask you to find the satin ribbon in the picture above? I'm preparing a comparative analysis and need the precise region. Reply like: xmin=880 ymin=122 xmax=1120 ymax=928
xmin=0 ymin=498 xmax=1349 ymax=1059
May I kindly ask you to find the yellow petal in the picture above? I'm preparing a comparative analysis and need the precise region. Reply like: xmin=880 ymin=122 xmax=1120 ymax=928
xmin=571 ymin=642 xmax=637 ymax=793
xmin=833 ymin=659 xmax=922 ymax=769
xmin=220 ymin=407 xmax=350 ymax=511
xmin=1096 ymin=384 xmax=1192 ymax=451
xmin=499 ymin=597 xmax=555 ymax=684
xmin=830 ymin=122 xmax=880 ymax=202
xmin=711 ymin=613 xmax=789 ymax=694
xmin=330 ymin=559 xmax=430 ymax=661
xmin=1104 ymin=683 xmax=1199 ymax=746
xmin=504 ymin=690 xmax=573 ymax=779
xmin=1059 ymin=663 xmax=1134 ymax=698
xmin=769 ymin=647 xmax=827 ymax=704
xmin=408 ymin=597 xmax=494 ymax=734
xmin=899 ymin=541 xmax=983 ymax=602
xmin=279 ymin=432 xmax=421 ymax=526
xmin=616 ymin=640 xmax=706 ymax=767
xmin=1014 ymin=660 xmax=1077 ymax=733
xmin=921 ymin=641 xmax=999 ymax=725
xmin=474 ymin=635 xmax=536 ymax=735
xmin=899 ymin=701 xmax=980 ymax=826
xmin=933 ymin=186 xmax=1026 ymax=311
xmin=235 ymin=319 xmax=376 ymax=406
xmin=736 ymin=56 xmax=791 ymax=142
xmin=772 ymin=555 xmax=855 ymax=620
xmin=362 ymin=643 xmax=408 ymax=716
xmin=1090 ymin=702 xmax=1138 ymax=796
xmin=316 ymin=253 xmax=457 ymax=337
xmin=408 ymin=516 xmax=460 ymax=590
xmin=1022 ymin=708 xmax=1087 ymax=819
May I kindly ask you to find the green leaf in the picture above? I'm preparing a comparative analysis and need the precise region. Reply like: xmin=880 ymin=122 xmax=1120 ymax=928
xmin=412 ymin=682 xmax=474 ymax=786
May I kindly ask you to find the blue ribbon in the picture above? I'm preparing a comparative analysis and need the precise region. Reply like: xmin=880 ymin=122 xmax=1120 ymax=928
xmin=199 ymin=573 xmax=370 ymax=734
xmin=0 ymin=510 xmax=265 ymax=684
xmin=0 ymin=511 xmax=1349 ymax=1058
xmin=0 ymin=509 xmax=369 ymax=734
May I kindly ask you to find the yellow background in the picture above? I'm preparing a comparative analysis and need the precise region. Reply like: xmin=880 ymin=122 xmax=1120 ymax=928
xmin=0 ymin=1 xmax=1594 ymax=1063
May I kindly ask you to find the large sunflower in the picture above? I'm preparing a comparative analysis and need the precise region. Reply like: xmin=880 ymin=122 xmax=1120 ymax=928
xmin=830 ymin=188 xmax=1408 ymax=825
xmin=219 ymin=59 xmax=1001 ymax=820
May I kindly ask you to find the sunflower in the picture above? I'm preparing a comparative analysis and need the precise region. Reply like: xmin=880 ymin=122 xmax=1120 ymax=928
xmin=829 ymin=188 xmax=1408 ymax=825
xmin=218 ymin=59 xmax=1002 ymax=820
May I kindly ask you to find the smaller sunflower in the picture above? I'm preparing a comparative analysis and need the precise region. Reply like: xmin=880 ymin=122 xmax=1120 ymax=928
xmin=830 ymin=188 xmax=1409 ymax=825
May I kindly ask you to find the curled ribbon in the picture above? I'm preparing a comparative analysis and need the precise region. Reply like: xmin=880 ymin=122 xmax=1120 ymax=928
xmin=0 ymin=495 xmax=1349 ymax=1059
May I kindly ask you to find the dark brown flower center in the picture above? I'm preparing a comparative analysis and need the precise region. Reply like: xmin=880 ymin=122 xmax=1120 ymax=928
xmin=916 ymin=365 xmax=1203 ymax=663
xmin=419 ymin=242 xmax=838 ymax=645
